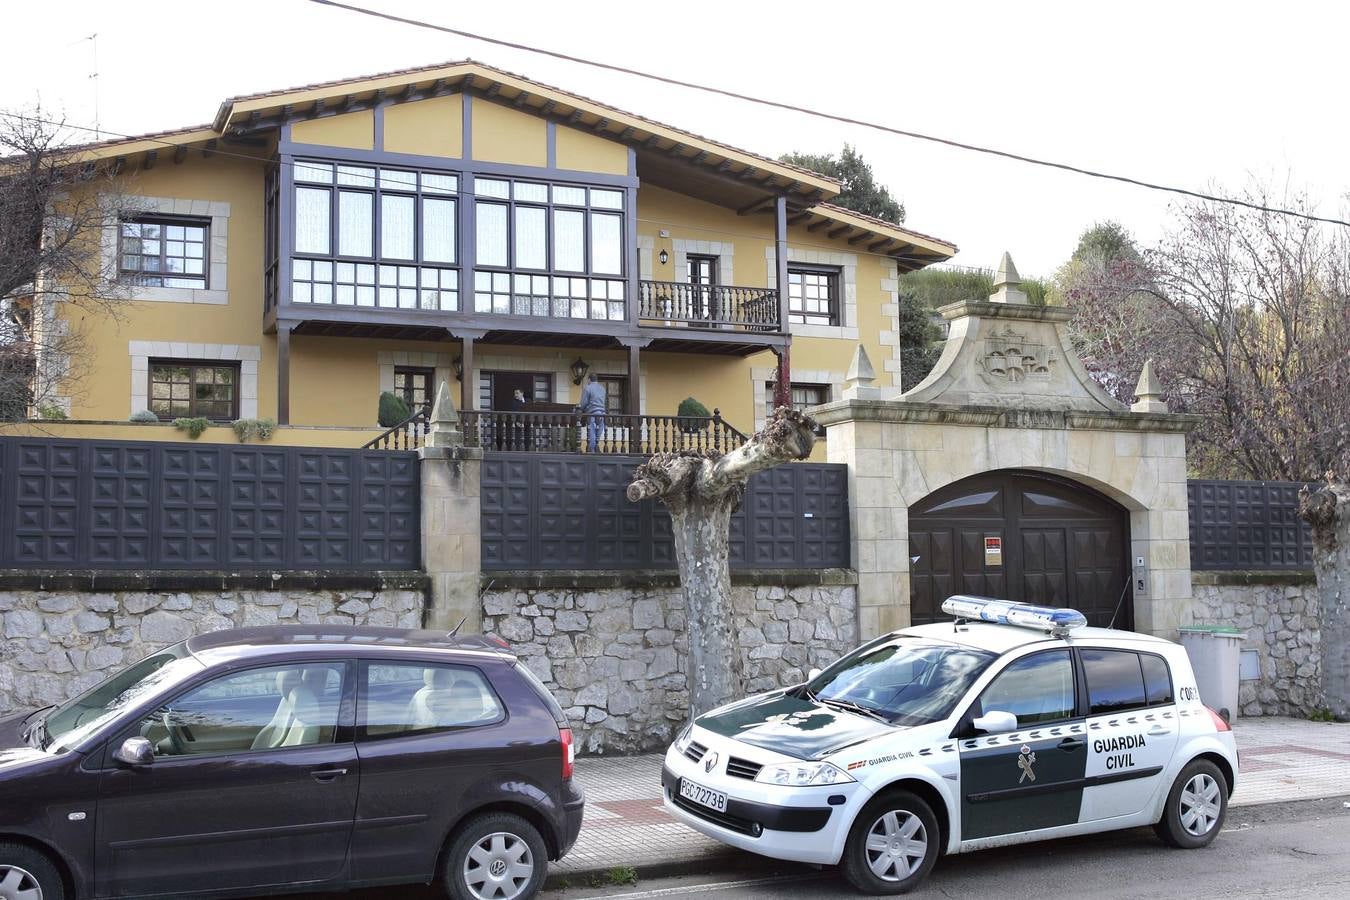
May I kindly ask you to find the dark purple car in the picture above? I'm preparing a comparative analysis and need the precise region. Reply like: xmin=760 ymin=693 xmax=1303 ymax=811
xmin=0 ymin=626 xmax=582 ymax=900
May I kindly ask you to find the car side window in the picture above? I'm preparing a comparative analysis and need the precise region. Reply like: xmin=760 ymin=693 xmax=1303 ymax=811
xmin=140 ymin=663 xmax=344 ymax=757
xmin=360 ymin=662 xmax=504 ymax=740
xmin=977 ymin=650 xmax=1075 ymax=725
xmin=1141 ymin=653 xmax=1174 ymax=706
xmin=1082 ymin=649 xmax=1151 ymax=715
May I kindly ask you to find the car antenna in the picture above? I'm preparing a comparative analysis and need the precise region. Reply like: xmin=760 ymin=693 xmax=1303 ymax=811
xmin=446 ymin=615 xmax=468 ymax=637
xmin=1107 ymin=579 xmax=1131 ymax=630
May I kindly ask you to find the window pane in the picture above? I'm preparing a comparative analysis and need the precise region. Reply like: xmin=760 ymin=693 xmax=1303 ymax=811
xmin=337 ymin=191 xmax=373 ymax=257
xmin=295 ymin=187 xmax=331 ymax=254
xmin=1141 ymin=655 xmax=1173 ymax=705
xmin=295 ymin=161 xmax=333 ymax=183
xmin=981 ymin=651 xmax=1075 ymax=725
xmin=422 ymin=198 xmax=456 ymax=263
xmin=361 ymin=663 xmax=504 ymax=739
xmin=553 ymin=209 xmax=584 ymax=271
xmin=515 ymin=206 xmax=546 ymax=270
xmin=553 ymin=185 xmax=586 ymax=206
xmin=515 ymin=182 xmax=547 ymax=203
xmin=1083 ymin=650 xmax=1148 ymax=714
xmin=474 ymin=178 xmax=510 ymax=199
xmin=147 ymin=664 xmax=344 ymax=757
xmin=590 ymin=188 xmax=623 ymax=210
xmin=379 ymin=168 xmax=417 ymax=192
xmin=476 ymin=202 xmax=508 ymax=267
xmin=590 ymin=212 xmax=622 ymax=275
xmin=422 ymin=172 xmax=457 ymax=195
xmin=335 ymin=165 xmax=375 ymax=187
xmin=381 ymin=195 xmax=415 ymax=260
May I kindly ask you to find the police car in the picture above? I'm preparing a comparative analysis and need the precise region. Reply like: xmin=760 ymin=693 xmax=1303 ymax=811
xmin=662 ymin=596 xmax=1238 ymax=895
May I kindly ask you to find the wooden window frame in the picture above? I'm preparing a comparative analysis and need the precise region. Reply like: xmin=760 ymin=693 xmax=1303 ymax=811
xmin=787 ymin=264 xmax=841 ymax=326
xmin=596 ymin=375 xmax=630 ymax=416
xmin=766 ymin=381 xmax=829 ymax=434
xmin=393 ymin=366 xmax=435 ymax=413
xmin=119 ymin=216 xmax=211 ymax=288
xmin=147 ymin=359 xmax=241 ymax=421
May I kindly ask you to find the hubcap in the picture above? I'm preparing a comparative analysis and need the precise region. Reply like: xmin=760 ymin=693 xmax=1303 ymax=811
xmin=463 ymin=831 xmax=534 ymax=900
xmin=863 ymin=809 xmax=928 ymax=882
xmin=1179 ymin=772 xmax=1222 ymax=836
xmin=0 ymin=865 xmax=42 ymax=900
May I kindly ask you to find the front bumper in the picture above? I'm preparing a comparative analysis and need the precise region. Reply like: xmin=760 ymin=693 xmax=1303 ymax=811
xmin=660 ymin=765 xmax=833 ymax=834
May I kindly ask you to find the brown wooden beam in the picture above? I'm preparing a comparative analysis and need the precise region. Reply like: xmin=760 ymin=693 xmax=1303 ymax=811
xmin=172 ymin=145 xmax=187 ymax=165
xmin=868 ymin=238 xmax=896 ymax=253
xmin=202 ymin=140 xmax=216 ymax=159
xmin=513 ymin=90 xmax=531 ymax=107
xmin=485 ymin=82 xmax=501 ymax=99
xmin=142 ymin=150 xmax=158 ymax=171
xmin=276 ymin=322 xmax=293 ymax=425
xmin=459 ymin=334 xmax=475 ymax=414
xmin=110 ymin=157 xmax=126 ymax=175
xmin=806 ymin=219 xmax=831 ymax=232
xmin=827 ymin=224 xmax=853 ymax=239
xmin=848 ymin=232 xmax=872 ymax=245
xmin=737 ymin=197 xmax=773 ymax=216
xmin=788 ymin=212 xmax=811 ymax=225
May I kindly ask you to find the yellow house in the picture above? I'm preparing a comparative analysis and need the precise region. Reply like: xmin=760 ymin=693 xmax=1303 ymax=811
xmin=20 ymin=60 xmax=955 ymax=455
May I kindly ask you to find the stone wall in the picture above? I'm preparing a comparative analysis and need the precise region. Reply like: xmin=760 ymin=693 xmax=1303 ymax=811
xmin=1190 ymin=573 xmax=1321 ymax=717
xmin=482 ymin=573 xmax=859 ymax=754
xmin=0 ymin=576 xmax=425 ymax=714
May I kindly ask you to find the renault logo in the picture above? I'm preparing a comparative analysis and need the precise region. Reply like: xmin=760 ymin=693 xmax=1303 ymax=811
xmin=704 ymin=751 xmax=719 ymax=773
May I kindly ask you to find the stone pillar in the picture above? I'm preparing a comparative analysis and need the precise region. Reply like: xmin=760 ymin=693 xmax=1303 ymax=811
xmin=419 ymin=382 xmax=484 ymax=632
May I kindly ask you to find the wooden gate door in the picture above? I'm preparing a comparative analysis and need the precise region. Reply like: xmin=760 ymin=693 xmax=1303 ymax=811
xmin=908 ymin=470 xmax=1131 ymax=628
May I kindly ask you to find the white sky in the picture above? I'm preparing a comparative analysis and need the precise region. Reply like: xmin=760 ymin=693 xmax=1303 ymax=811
xmin=3 ymin=0 xmax=1345 ymax=277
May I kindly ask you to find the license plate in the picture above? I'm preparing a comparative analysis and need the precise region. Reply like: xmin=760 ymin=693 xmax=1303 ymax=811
xmin=679 ymin=778 xmax=728 ymax=813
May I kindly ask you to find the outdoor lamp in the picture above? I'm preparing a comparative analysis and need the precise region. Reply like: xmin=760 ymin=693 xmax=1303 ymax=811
xmin=452 ymin=355 xmax=463 ymax=381
xmin=570 ymin=357 xmax=590 ymax=384
xmin=659 ymin=249 xmax=669 ymax=265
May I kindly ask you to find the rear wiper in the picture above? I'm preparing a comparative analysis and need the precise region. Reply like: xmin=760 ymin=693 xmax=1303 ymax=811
xmin=820 ymin=697 xmax=891 ymax=724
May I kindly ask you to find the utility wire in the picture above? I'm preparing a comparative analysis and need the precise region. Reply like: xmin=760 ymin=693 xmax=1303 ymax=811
xmin=304 ymin=0 xmax=1350 ymax=230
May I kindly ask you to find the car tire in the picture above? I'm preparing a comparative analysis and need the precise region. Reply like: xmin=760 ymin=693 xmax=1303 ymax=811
xmin=442 ymin=812 xmax=548 ymax=900
xmin=840 ymin=790 xmax=940 ymax=895
xmin=1153 ymin=758 xmax=1228 ymax=849
xmin=0 ymin=841 xmax=66 ymax=900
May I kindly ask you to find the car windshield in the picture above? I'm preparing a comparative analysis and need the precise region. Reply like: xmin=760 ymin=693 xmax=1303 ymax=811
xmin=40 ymin=644 xmax=203 ymax=753
xmin=806 ymin=637 xmax=996 ymax=726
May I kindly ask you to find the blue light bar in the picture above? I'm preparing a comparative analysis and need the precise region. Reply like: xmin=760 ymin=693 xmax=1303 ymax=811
xmin=941 ymin=595 xmax=1087 ymax=636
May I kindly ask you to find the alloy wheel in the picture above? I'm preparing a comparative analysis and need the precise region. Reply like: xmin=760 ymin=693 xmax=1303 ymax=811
xmin=462 ymin=831 xmax=535 ymax=900
xmin=1179 ymin=772 xmax=1222 ymax=836
xmin=863 ymin=809 xmax=928 ymax=882
xmin=0 ymin=865 xmax=42 ymax=900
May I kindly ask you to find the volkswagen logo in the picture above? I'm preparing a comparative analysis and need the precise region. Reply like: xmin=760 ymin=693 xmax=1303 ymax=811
xmin=703 ymin=750 xmax=719 ymax=773
xmin=489 ymin=859 xmax=507 ymax=877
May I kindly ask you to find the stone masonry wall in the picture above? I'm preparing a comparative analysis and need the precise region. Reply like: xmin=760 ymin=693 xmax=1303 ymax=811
xmin=1189 ymin=575 xmax=1321 ymax=717
xmin=0 ymin=586 xmax=423 ymax=713
xmin=483 ymin=581 xmax=858 ymax=754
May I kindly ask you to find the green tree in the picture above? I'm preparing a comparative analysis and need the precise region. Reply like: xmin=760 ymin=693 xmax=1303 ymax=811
xmin=779 ymin=144 xmax=905 ymax=224
xmin=894 ymin=290 xmax=942 ymax=389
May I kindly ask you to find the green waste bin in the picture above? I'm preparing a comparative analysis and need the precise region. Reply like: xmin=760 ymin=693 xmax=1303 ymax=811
xmin=1179 ymin=625 xmax=1244 ymax=720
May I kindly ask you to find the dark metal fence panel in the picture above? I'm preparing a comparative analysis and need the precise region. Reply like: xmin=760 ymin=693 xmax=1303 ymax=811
xmin=481 ymin=452 xmax=850 ymax=571
xmin=1187 ymin=479 xmax=1315 ymax=570
xmin=0 ymin=436 xmax=419 ymax=571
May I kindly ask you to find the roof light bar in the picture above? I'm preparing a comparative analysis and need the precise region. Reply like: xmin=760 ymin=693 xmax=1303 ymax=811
xmin=941 ymin=595 xmax=1087 ymax=636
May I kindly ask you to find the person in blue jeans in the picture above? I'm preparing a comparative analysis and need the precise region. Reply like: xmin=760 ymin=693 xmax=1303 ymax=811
xmin=575 ymin=373 xmax=607 ymax=452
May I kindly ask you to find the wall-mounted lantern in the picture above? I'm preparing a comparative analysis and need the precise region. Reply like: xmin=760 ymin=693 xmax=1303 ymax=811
xmin=659 ymin=249 xmax=669 ymax=265
xmin=452 ymin=355 xmax=463 ymax=381
xmin=570 ymin=357 xmax=590 ymax=385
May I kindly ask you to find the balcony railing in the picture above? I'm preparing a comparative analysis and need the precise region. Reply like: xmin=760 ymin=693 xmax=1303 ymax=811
xmin=460 ymin=410 xmax=747 ymax=455
xmin=638 ymin=281 xmax=780 ymax=332
xmin=362 ymin=407 xmax=429 ymax=451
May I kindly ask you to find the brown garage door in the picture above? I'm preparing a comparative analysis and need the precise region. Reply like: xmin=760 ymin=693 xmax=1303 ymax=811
xmin=908 ymin=470 xmax=1131 ymax=628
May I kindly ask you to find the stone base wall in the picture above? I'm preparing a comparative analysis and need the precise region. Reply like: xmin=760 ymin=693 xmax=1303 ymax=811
xmin=1 ymin=578 xmax=424 ymax=713
xmin=1189 ymin=573 xmax=1320 ymax=717
xmin=482 ymin=574 xmax=858 ymax=754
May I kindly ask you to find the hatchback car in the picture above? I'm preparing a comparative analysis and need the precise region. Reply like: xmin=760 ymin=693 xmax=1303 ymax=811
xmin=663 ymin=596 xmax=1238 ymax=894
xmin=0 ymin=625 xmax=582 ymax=900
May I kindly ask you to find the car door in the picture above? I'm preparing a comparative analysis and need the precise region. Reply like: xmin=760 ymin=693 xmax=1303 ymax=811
xmin=348 ymin=658 xmax=512 ymax=883
xmin=957 ymin=649 xmax=1088 ymax=841
xmin=1078 ymin=648 xmax=1180 ymax=822
xmin=95 ymin=660 xmax=358 ymax=897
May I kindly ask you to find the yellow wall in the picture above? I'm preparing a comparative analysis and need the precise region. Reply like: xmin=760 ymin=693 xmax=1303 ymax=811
xmin=555 ymin=125 xmax=628 ymax=175
xmin=384 ymin=95 xmax=462 ymax=158
xmin=470 ymin=98 xmax=546 ymax=167
xmin=290 ymin=109 xmax=374 ymax=150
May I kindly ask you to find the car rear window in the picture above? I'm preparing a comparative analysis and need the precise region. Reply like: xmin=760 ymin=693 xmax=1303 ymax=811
xmin=1082 ymin=649 xmax=1150 ymax=715
xmin=1140 ymin=653 xmax=1173 ymax=705
xmin=513 ymin=660 xmax=567 ymax=727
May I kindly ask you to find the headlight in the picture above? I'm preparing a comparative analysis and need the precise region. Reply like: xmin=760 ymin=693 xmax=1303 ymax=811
xmin=673 ymin=724 xmax=693 ymax=754
xmin=754 ymin=762 xmax=855 ymax=786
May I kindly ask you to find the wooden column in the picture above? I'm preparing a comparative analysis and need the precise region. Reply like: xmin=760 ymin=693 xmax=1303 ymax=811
xmin=276 ymin=322 xmax=293 ymax=425
xmin=773 ymin=196 xmax=792 ymax=409
xmin=772 ymin=344 xmax=791 ymax=410
xmin=459 ymin=334 xmax=476 ymax=414
xmin=625 ymin=340 xmax=643 ymax=453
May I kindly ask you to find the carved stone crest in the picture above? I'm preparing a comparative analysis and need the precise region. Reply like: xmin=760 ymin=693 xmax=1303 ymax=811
xmin=980 ymin=326 xmax=1058 ymax=384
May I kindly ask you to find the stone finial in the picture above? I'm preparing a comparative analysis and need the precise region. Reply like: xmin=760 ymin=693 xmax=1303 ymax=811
xmin=1130 ymin=359 xmax=1169 ymax=413
xmin=989 ymin=251 xmax=1030 ymax=305
xmin=843 ymin=344 xmax=882 ymax=400
xmin=425 ymin=380 xmax=463 ymax=448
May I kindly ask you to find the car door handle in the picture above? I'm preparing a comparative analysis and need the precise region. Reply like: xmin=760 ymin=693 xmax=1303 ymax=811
xmin=1147 ymin=725 xmax=1172 ymax=736
xmin=1058 ymin=738 xmax=1085 ymax=752
xmin=311 ymin=768 xmax=348 ymax=783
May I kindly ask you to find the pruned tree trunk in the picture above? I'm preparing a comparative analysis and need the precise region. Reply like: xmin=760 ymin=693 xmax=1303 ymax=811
xmin=628 ymin=408 xmax=816 ymax=717
xmin=1299 ymin=479 xmax=1350 ymax=720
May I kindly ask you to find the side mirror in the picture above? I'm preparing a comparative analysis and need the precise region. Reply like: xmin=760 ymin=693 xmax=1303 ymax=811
xmin=972 ymin=710 xmax=1018 ymax=735
xmin=807 ymin=668 xmax=822 ymax=681
xmin=113 ymin=737 xmax=154 ymax=767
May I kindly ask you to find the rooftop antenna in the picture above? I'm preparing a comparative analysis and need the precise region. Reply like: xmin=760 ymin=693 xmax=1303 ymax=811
xmin=446 ymin=615 xmax=468 ymax=637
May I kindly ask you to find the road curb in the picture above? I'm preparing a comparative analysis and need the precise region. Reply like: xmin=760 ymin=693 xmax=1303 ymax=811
xmin=546 ymin=850 xmax=745 ymax=890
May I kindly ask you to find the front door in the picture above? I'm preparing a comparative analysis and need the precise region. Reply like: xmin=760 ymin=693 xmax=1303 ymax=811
xmin=958 ymin=649 xmax=1087 ymax=842
xmin=95 ymin=661 xmax=358 ymax=897
xmin=687 ymin=254 xmax=718 ymax=322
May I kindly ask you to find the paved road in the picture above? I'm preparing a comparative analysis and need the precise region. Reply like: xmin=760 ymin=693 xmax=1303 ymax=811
xmin=255 ymin=795 xmax=1349 ymax=900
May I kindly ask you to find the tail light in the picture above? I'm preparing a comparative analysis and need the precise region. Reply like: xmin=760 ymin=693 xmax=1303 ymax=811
xmin=560 ymin=727 xmax=575 ymax=780
xmin=1205 ymin=706 xmax=1231 ymax=732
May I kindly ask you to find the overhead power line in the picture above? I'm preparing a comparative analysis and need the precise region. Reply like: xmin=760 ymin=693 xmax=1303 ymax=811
xmin=303 ymin=0 xmax=1350 ymax=230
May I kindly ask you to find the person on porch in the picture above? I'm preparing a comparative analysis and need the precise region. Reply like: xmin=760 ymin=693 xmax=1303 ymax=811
xmin=575 ymin=373 xmax=607 ymax=453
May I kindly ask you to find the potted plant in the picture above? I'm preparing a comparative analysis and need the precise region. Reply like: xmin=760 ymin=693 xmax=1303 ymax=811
xmin=378 ymin=391 xmax=410 ymax=428
xmin=677 ymin=397 xmax=710 ymax=434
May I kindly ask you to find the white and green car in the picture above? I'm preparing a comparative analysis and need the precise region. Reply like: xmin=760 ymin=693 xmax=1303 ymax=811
xmin=662 ymin=596 xmax=1239 ymax=895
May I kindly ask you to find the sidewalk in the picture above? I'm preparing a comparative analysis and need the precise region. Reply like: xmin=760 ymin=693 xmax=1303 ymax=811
xmin=556 ymin=717 xmax=1350 ymax=878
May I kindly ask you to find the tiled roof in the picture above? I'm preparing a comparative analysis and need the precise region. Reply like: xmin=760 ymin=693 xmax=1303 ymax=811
xmin=816 ymin=202 xmax=958 ymax=254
